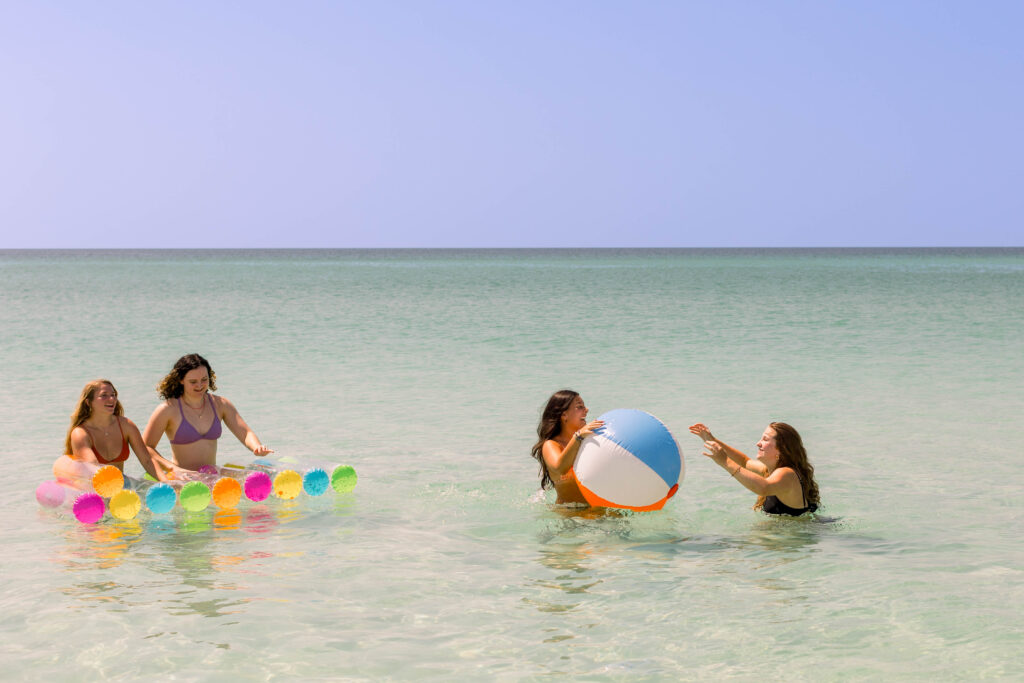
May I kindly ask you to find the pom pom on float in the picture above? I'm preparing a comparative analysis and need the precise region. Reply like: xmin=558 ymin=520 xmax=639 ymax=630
xmin=73 ymin=492 xmax=106 ymax=524
xmin=179 ymin=481 xmax=211 ymax=512
xmin=244 ymin=471 xmax=273 ymax=502
xmin=571 ymin=409 xmax=684 ymax=511
xmin=211 ymin=477 xmax=242 ymax=509
xmin=146 ymin=483 xmax=177 ymax=514
xmin=109 ymin=489 xmax=142 ymax=521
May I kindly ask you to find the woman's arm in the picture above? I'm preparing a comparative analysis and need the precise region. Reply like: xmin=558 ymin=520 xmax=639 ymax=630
xmin=219 ymin=396 xmax=273 ymax=456
xmin=142 ymin=403 xmax=177 ymax=472
xmin=689 ymin=424 xmax=767 ymax=476
xmin=541 ymin=420 xmax=604 ymax=479
xmin=702 ymin=445 xmax=797 ymax=497
xmin=124 ymin=417 xmax=178 ymax=482
xmin=68 ymin=427 xmax=100 ymax=463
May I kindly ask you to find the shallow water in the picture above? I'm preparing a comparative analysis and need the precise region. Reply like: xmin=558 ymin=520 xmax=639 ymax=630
xmin=1 ymin=248 xmax=1021 ymax=680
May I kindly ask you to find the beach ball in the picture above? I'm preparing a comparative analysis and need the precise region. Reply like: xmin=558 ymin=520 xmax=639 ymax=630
xmin=571 ymin=409 xmax=684 ymax=511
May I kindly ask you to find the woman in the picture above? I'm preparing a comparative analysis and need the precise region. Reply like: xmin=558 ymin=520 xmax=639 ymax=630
xmin=143 ymin=354 xmax=272 ymax=473
xmin=65 ymin=379 xmax=175 ymax=481
xmin=531 ymin=390 xmax=604 ymax=505
xmin=690 ymin=421 xmax=819 ymax=516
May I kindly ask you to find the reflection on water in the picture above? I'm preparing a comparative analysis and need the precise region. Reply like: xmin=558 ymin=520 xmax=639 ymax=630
xmin=48 ymin=502 xmax=312 ymax=622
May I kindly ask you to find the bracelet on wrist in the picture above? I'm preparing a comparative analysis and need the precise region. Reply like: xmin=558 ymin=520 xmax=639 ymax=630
xmin=574 ymin=432 xmax=584 ymax=444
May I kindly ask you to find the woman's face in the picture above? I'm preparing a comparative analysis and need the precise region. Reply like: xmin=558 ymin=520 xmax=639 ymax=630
xmin=561 ymin=395 xmax=589 ymax=432
xmin=90 ymin=384 xmax=118 ymax=416
xmin=183 ymin=367 xmax=210 ymax=398
xmin=756 ymin=426 xmax=781 ymax=470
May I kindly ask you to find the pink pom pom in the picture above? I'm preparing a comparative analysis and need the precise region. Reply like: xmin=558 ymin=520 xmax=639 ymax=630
xmin=244 ymin=471 xmax=272 ymax=502
xmin=72 ymin=493 xmax=105 ymax=524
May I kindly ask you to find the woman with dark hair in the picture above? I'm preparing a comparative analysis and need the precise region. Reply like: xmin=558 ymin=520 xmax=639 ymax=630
xmin=531 ymin=390 xmax=604 ymax=505
xmin=143 ymin=354 xmax=273 ymax=473
xmin=689 ymin=422 xmax=819 ymax=516
xmin=65 ymin=379 xmax=177 ymax=481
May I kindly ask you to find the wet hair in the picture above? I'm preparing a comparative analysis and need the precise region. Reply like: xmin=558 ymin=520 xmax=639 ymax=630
xmin=755 ymin=421 xmax=820 ymax=510
xmin=64 ymin=379 xmax=124 ymax=455
xmin=157 ymin=354 xmax=217 ymax=400
xmin=530 ymin=389 xmax=579 ymax=490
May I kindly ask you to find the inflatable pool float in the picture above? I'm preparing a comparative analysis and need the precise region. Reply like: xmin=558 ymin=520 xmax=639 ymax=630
xmin=38 ymin=455 xmax=358 ymax=524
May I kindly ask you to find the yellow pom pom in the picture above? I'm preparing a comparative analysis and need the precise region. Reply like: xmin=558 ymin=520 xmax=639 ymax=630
xmin=273 ymin=470 xmax=303 ymax=500
xmin=109 ymin=490 xmax=141 ymax=520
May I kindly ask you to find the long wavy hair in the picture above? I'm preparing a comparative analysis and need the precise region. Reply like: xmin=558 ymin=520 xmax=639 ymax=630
xmin=755 ymin=421 xmax=820 ymax=510
xmin=64 ymin=379 xmax=124 ymax=455
xmin=530 ymin=389 xmax=579 ymax=490
xmin=157 ymin=353 xmax=217 ymax=400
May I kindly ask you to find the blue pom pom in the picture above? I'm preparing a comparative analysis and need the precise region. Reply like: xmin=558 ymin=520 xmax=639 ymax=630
xmin=303 ymin=468 xmax=329 ymax=496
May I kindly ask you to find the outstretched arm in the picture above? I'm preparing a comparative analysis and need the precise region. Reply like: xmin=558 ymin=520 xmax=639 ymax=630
xmin=701 ymin=443 xmax=794 ymax=496
xmin=689 ymin=423 xmax=767 ymax=476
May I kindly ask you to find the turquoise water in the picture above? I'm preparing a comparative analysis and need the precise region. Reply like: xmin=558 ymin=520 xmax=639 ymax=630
xmin=1 ymin=248 xmax=1021 ymax=680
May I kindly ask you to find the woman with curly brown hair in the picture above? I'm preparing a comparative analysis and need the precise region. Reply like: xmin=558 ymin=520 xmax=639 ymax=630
xmin=689 ymin=421 xmax=819 ymax=516
xmin=143 ymin=353 xmax=273 ymax=473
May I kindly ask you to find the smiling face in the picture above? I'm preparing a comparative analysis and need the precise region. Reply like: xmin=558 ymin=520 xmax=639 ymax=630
xmin=183 ymin=367 xmax=210 ymax=399
xmin=756 ymin=426 xmax=781 ymax=470
xmin=89 ymin=383 xmax=118 ymax=417
xmin=560 ymin=395 xmax=589 ymax=432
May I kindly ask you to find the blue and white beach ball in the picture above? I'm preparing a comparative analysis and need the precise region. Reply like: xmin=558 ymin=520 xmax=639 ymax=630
xmin=572 ymin=409 xmax=684 ymax=511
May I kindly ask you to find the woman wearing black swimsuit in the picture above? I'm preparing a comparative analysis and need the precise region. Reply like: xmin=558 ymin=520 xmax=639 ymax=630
xmin=689 ymin=422 xmax=819 ymax=516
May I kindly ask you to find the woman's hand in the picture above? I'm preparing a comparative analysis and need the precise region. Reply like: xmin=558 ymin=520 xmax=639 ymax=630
xmin=252 ymin=444 xmax=274 ymax=456
xmin=701 ymin=439 xmax=728 ymax=465
xmin=689 ymin=423 xmax=714 ymax=441
xmin=577 ymin=420 xmax=605 ymax=439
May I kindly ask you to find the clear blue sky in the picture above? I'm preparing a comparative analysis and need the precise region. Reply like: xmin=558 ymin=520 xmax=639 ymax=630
xmin=2 ymin=1 xmax=1021 ymax=247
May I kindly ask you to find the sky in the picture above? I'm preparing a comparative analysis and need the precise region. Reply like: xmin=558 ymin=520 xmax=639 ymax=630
xmin=1 ymin=1 xmax=1022 ymax=248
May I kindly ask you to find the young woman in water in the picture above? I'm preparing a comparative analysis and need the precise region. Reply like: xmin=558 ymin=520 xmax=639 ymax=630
xmin=531 ymin=390 xmax=604 ymax=505
xmin=689 ymin=421 xmax=819 ymax=516
xmin=65 ymin=379 xmax=176 ymax=481
xmin=143 ymin=354 xmax=273 ymax=473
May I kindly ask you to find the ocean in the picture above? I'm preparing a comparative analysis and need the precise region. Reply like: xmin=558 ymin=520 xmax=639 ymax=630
xmin=1 ymin=248 xmax=1021 ymax=680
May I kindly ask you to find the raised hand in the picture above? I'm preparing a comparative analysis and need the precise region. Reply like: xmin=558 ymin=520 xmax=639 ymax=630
xmin=688 ymin=423 xmax=714 ymax=441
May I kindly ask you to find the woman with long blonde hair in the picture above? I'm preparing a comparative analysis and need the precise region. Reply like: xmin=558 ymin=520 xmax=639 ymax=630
xmin=689 ymin=421 xmax=820 ymax=516
xmin=65 ymin=379 xmax=173 ymax=480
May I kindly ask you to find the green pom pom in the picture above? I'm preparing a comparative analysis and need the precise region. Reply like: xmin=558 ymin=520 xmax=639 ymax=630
xmin=330 ymin=465 xmax=357 ymax=493
xmin=179 ymin=481 xmax=211 ymax=512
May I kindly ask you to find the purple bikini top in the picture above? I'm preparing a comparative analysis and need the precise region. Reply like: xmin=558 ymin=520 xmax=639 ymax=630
xmin=170 ymin=394 xmax=223 ymax=444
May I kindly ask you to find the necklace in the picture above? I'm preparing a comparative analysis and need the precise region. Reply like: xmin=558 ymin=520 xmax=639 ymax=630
xmin=183 ymin=397 xmax=206 ymax=417
xmin=87 ymin=419 xmax=115 ymax=437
